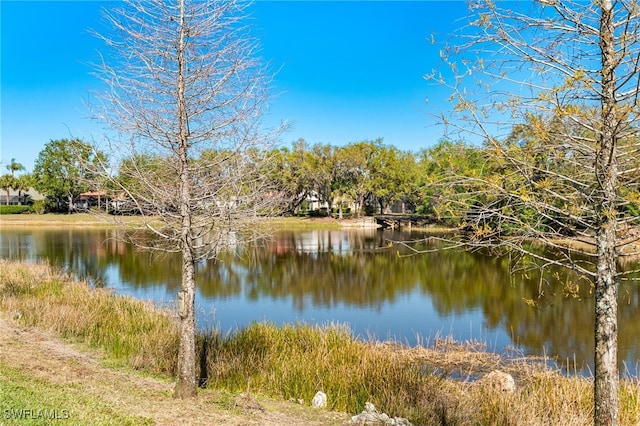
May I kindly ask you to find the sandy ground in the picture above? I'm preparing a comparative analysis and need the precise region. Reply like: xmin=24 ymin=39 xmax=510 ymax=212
xmin=0 ymin=316 xmax=350 ymax=426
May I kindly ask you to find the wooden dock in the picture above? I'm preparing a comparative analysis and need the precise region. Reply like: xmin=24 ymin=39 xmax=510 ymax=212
xmin=374 ymin=215 xmax=435 ymax=229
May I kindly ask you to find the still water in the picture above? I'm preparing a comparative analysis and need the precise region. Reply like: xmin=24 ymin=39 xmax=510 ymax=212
xmin=2 ymin=227 xmax=640 ymax=375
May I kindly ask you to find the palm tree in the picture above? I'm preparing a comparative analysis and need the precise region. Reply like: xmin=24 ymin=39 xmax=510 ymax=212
xmin=15 ymin=174 xmax=33 ymax=205
xmin=6 ymin=158 xmax=25 ymax=177
xmin=0 ymin=174 xmax=17 ymax=206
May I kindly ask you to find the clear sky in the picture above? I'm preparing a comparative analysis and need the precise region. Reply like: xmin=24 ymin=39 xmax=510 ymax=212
xmin=1 ymin=0 xmax=470 ymax=172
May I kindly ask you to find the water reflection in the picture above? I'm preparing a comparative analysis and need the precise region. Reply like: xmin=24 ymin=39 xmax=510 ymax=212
xmin=1 ymin=227 xmax=640 ymax=375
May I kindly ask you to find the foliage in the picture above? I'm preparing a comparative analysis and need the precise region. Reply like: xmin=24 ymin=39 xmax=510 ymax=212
xmin=29 ymin=200 xmax=46 ymax=215
xmin=5 ymin=158 xmax=25 ymax=177
xmin=32 ymin=139 xmax=106 ymax=213
xmin=266 ymin=138 xmax=421 ymax=218
xmin=264 ymin=141 xmax=312 ymax=215
xmin=0 ymin=205 xmax=30 ymax=215
xmin=14 ymin=174 xmax=34 ymax=205
xmin=366 ymin=144 xmax=418 ymax=214
xmin=0 ymin=174 xmax=17 ymax=206
xmin=337 ymin=139 xmax=381 ymax=217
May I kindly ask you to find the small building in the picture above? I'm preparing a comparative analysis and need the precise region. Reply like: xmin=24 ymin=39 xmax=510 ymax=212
xmin=75 ymin=191 xmax=108 ymax=210
xmin=0 ymin=188 xmax=45 ymax=205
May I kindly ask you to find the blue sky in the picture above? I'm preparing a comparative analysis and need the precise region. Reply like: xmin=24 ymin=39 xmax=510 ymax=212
xmin=1 ymin=0 xmax=470 ymax=172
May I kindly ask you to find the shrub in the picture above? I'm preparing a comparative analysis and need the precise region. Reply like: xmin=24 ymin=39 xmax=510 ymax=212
xmin=0 ymin=205 xmax=31 ymax=215
xmin=30 ymin=200 xmax=46 ymax=214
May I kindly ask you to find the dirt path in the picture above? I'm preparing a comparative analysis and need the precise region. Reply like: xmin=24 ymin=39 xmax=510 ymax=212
xmin=0 ymin=316 xmax=349 ymax=426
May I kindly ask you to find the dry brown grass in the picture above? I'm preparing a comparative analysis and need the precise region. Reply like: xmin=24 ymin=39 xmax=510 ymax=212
xmin=2 ymin=259 xmax=640 ymax=425
xmin=0 ymin=260 xmax=179 ymax=375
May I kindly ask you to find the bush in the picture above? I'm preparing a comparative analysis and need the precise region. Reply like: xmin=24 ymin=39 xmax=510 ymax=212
xmin=364 ymin=203 xmax=376 ymax=216
xmin=29 ymin=200 xmax=46 ymax=214
xmin=0 ymin=205 xmax=31 ymax=215
xmin=331 ymin=207 xmax=351 ymax=218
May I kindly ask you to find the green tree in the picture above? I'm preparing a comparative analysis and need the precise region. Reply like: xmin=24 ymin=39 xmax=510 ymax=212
xmin=265 ymin=139 xmax=312 ymax=215
xmin=305 ymin=143 xmax=338 ymax=215
xmin=6 ymin=158 xmax=25 ymax=177
xmin=368 ymin=144 xmax=416 ymax=214
xmin=335 ymin=139 xmax=381 ymax=218
xmin=0 ymin=174 xmax=17 ymax=206
xmin=417 ymin=140 xmax=486 ymax=224
xmin=432 ymin=0 xmax=640 ymax=423
xmin=33 ymin=139 xmax=104 ymax=213
xmin=15 ymin=174 xmax=34 ymax=205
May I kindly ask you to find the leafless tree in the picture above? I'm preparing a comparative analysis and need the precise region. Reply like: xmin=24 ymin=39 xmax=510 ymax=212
xmin=428 ymin=1 xmax=640 ymax=424
xmin=92 ymin=0 xmax=281 ymax=398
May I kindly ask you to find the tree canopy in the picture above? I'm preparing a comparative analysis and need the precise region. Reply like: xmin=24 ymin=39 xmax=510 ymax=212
xmin=33 ymin=138 xmax=105 ymax=213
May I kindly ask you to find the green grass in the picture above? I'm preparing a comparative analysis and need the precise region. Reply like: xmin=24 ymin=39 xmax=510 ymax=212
xmin=205 ymin=321 xmax=449 ymax=423
xmin=0 ymin=213 xmax=345 ymax=231
xmin=263 ymin=216 xmax=343 ymax=230
xmin=0 ymin=363 xmax=153 ymax=425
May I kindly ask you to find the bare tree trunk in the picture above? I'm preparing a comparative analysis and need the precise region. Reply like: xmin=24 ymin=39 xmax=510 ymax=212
xmin=594 ymin=1 xmax=619 ymax=424
xmin=595 ymin=227 xmax=618 ymax=426
xmin=173 ymin=0 xmax=197 ymax=399
xmin=175 ymin=239 xmax=197 ymax=398
xmin=93 ymin=0 xmax=279 ymax=398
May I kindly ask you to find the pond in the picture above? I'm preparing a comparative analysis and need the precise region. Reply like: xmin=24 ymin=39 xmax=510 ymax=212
xmin=2 ymin=226 xmax=640 ymax=376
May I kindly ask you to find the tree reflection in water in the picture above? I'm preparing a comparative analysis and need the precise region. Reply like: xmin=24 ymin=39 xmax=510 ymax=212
xmin=2 ymin=227 xmax=640 ymax=375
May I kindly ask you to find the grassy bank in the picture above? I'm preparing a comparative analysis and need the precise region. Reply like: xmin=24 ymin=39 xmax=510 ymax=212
xmin=0 ymin=213 xmax=146 ymax=228
xmin=0 ymin=362 xmax=154 ymax=425
xmin=1 ymin=259 xmax=639 ymax=425
xmin=0 ymin=213 xmax=346 ymax=231
xmin=264 ymin=216 xmax=344 ymax=230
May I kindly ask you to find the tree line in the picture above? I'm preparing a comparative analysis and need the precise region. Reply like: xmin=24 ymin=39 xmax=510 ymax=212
xmin=11 ymin=113 xmax=640 ymax=239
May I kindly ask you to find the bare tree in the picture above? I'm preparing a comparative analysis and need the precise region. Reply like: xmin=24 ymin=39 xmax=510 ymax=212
xmin=92 ymin=0 xmax=280 ymax=398
xmin=428 ymin=1 xmax=640 ymax=424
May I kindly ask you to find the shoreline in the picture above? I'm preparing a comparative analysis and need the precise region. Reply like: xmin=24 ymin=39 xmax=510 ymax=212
xmin=0 ymin=213 xmax=382 ymax=231
xmin=2 ymin=257 xmax=640 ymax=423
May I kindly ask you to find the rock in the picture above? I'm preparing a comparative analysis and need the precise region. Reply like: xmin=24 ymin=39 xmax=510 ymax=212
xmin=311 ymin=391 xmax=327 ymax=408
xmin=348 ymin=402 xmax=413 ymax=425
xmin=234 ymin=393 xmax=265 ymax=412
xmin=478 ymin=370 xmax=516 ymax=393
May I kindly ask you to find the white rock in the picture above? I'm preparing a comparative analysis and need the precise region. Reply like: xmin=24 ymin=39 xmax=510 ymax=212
xmin=311 ymin=391 xmax=327 ymax=408
xmin=479 ymin=370 xmax=516 ymax=393
xmin=348 ymin=402 xmax=413 ymax=425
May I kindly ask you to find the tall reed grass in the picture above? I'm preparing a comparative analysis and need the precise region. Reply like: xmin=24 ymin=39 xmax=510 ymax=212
xmin=0 ymin=260 xmax=179 ymax=375
xmin=2 ymin=259 xmax=640 ymax=425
